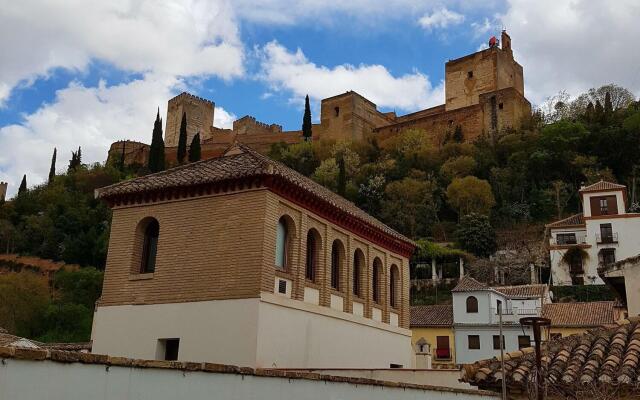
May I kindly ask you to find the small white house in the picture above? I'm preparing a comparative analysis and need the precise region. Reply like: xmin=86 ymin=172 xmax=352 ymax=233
xmin=547 ymin=181 xmax=640 ymax=286
xmin=451 ymin=276 xmax=550 ymax=364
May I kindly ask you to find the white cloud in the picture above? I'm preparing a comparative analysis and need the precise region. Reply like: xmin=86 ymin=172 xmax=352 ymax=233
xmin=0 ymin=0 xmax=244 ymax=105
xmin=213 ymin=107 xmax=236 ymax=129
xmin=498 ymin=0 xmax=640 ymax=104
xmin=0 ymin=74 xmax=182 ymax=197
xmin=418 ymin=8 xmax=465 ymax=30
xmin=258 ymin=41 xmax=444 ymax=112
xmin=471 ymin=17 xmax=494 ymax=37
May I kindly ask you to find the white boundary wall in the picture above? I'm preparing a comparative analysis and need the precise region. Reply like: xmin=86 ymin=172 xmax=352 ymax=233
xmin=0 ymin=358 xmax=497 ymax=400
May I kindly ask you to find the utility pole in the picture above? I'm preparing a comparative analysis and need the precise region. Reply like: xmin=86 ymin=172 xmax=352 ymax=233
xmin=499 ymin=303 xmax=506 ymax=400
xmin=520 ymin=317 xmax=551 ymax=400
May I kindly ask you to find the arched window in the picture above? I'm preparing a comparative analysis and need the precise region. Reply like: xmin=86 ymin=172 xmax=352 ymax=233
xmin=331 ymin=240 xmax=344 ymax=291
xmin=275 ymin=217 xmax=289 ymax=270
xmin=466 ymin=296 xmax=478 ymax=313
xmin=305 ymin=229 xmax=320 ymax=281
xmin=372 ymin=258 xmax=383 ymax=304
xmin=353 ymin=249 xmax=365 ymax=297
xmin=140 ymin=218 xmax=159 ymax=273
xmin=390 ymin=264 xmax=400 ymax=309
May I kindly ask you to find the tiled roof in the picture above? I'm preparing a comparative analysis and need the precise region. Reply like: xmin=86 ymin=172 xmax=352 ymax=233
xmin=451 ymin=276 xmax=489 ymax=292
xmin=96 ymin=143 xmax=413 ymax=246
xmin=545 ymin=213 xmax=585 ymax=228
xmin=410 ymin=305 xmax=453 ymax=327
xmin=542 ymin=301 xmax=617 ymax=327
xmin=494 ymin=284 xmax=547 ymax=298
xmin=580 ymin=180 xmax=626 ymax=192
xmin=461 ymin=319 xmax=640 ymax=396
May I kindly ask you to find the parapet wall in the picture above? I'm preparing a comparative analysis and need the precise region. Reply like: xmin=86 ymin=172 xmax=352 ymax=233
xmin=233 ymin=115 xmax=283 ymax=135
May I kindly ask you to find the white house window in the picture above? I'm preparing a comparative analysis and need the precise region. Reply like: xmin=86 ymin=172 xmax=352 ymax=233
xmin=275 ymin=218 xmax=288 ymax=269
xmin=466 ymin=296 xmax=478 ymax=313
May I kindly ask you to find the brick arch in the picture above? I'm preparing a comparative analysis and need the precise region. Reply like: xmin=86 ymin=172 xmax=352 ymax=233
xmin=330 ymin=239 xmax=346 ymax=292
xmin=389 ymin=264 xmax=401 ymax=309
xmin=276 ymin=214 xmax=296 ymax=272
xmin=372 ymin=257 xmax=384 ymax=305
xmin=352 ymin=248 xmax=366 ymax=298
xmin=132 ymin=216 xmax=160 ymax=274
xmin=305 ymin=228 xmax=322 ymax=282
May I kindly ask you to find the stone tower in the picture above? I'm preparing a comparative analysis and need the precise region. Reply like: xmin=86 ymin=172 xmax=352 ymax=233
xmin=164 ymin=92 xmax=215 ymax=147
xmin=0 ymin=182 xmax=7 ymax=202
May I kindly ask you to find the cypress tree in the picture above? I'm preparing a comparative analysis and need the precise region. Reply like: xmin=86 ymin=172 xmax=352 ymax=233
xmin=188 ymin=132 xmax=201 ymax=162
xmin=337 ymin=155 xmax=346 ymax=197
xmin=48 ymin=148 xmax=57 ymax=184
xmin=604 ymin=91 xmax=613 ymax=117
xmin=68 ymin=146 xmax=82 ymax=172
xmin=177 ymin=111 xmax=188 ymax=164
xmin=453 ymin=125 xmax=464 ymax=143
xmin=148 ymin=108 xmax=166 ymax=173
xmin=594 ymin=100 xmax=604 ymax=121
xmin=302 ymin=94 xmax=312 ymax=141
xmin=585 ymin=102 xmax=594 ymax=122
xmin=18 ymin=174 xmax=27 ymax=195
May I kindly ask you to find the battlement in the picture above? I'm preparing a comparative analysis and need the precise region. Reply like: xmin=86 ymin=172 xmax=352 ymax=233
xmin=233 ymin=115 xmax=283 ymax=134
xmin=168 ymin=91 xmax=215 ymax=106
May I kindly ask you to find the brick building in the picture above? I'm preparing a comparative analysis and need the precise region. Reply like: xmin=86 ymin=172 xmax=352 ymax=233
xmin=92 ymin=143 xmax=416 ymax=368
xmin=108 ymin=31 xmax=530 ymax=166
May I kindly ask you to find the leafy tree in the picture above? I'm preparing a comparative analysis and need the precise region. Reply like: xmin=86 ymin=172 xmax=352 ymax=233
xmin=440 ymin=155 xmax=476 ymax=180
xmin=455 ymin=213 xmax=497 ymax=258
xmin=68 ymin=147 xmax=82 ymax=172
xmin=54 ymin=268 xmax=103 ymax=309
xmin=18 ymin=174 xmax=27 ymax=195
xmin=381 ymin=177 xmax=439 ymax=238
xmin=177 ymin=111 xmax=188 ymax=164
xmin=302 ymin=94 xmax=312 ymax=141
xmin=188 ymin=132 xmax=201 ymax=162
xmin=269 ymin=141 xmax=319 ymax=176
xmin=337 ymin=154 xmax=346 ymax=196
xmin=446 ymin=176 xmax=495 ymax=216
xmin=148 ymin=109 xmax=165 ymax=172
xmin=604 ymin=91 xmax=613 ymax=118
xmin=48 ymin=148 xmax=57 ymax=184
xmin=0 ymin=271 xmax=49 ymax=337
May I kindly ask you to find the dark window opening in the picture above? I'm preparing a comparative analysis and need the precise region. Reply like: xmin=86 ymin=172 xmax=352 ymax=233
xmin=600 ymin=223 xmax=614 ymax=243
xmin=278 ymin=279 xmax=287 ymax=294
xmin=518 ymin=335 xmax=531 ymax=349
xmin=373 ymin=259 xmax=382 ymax=303
xmin=305 ymin=231 xmax=317 ymax=281
xmin=390 ymin=363 xmax=403 ymax=369
xmin=467 ymin=71 xmax=473 ymax=79
xmin=160 ymin=339 xmax=180 ymax=361
xmin=498 ymin=102 xmax=504 ymax=110
xmin=390 ymin=265 xmax=399 ymax=308
xmin=601 ymin=248 xmax=616 ymax=266
xmin=569 ymin=253 xmax=583 ymax=275
xmin=556 ymin=233 xmax=577 ymax=245
xmin=493 ymin=335 xmax=505 ymax=350
xmin=331 ymin=241 xmax=342 ymax=290
xmin=334 ymin=106 xmax=340 ymax=117
xmin=140 ymin=219 xmax=159 ymax=274
xmin=466 ymin=296 xmax=478 ymax=313
xmin=468 ymin=335 xmax=480 ymax=350
xmin=353 ymin=251 xmax=363 ymax=297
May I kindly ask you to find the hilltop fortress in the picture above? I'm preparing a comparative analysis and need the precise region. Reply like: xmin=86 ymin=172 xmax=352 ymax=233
xmin=109 ymin=31 xmax=530 ymax=166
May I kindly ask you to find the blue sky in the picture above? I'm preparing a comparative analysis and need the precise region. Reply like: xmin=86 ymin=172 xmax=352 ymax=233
xmin=1 ymin=0 xmax=639 ymax=195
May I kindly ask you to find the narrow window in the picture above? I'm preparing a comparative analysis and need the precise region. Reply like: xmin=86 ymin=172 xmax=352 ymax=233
xmin=353 ymin=250 xmax=363 ymax=297
xmin=275 ymin=218 xmax=288 ymax=269
xmin=466 ymin=296 xmax=478 ymax=313
xmin=435 ymin=336 xmax=451 ymax=360
xmin=601 ymin=248 xmax=616 ymax=265
xmin=600 ymin=198 xmax=609 ymax=214
xmin=305 ymin=230 xmax=318 ymax=281
xmin=468 ymin=335 xmax=480 ymax=350
xmin=493 ymin=335 xmax=505 ymax=350
xmin=334 ymin=106 xmax=340 ymax=117
xmin=467 ymin=71 xmax=473 ymax=79
xmin=390 ymin=265 xmax=400 ymax=309
xmin=498 ymin=102 xmax=504 ymax=110
xmin=372 ymin=258 xmax=382 ymax=303
xmin=140 ymin=219 xmax=159 ymax=274
xmin=331 ymin=240 xmax=343 ymax=290
xmin=518 ymin=335 xmax=531 ymax=349
xmin=600 ymin=223 xmax=614 ymax=243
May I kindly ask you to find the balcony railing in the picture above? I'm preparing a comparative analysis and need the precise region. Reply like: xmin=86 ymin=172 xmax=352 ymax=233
xmin=551 ymin=234 xmax=587 ymax=246
xmin=434 ymin=347 xmax=452 ymax=360
xmin=596 ymin=232 xmax=618 ymax=244
xmin=491 ymin=308 xmax=540 ymax=323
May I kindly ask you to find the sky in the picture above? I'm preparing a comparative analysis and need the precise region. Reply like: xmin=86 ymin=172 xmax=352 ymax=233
xmin=1 ymin=0 xmax=639 ymax=196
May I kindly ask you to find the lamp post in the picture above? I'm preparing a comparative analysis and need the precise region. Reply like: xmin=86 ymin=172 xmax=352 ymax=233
xmin=519 ymin=317 xmax=551 ymax=400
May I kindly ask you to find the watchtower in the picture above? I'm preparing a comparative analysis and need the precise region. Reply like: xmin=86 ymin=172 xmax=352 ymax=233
xmin=164 ymin=92 xmax=215 ymax=147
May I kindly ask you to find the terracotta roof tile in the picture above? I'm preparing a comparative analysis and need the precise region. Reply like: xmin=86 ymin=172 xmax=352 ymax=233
xmin=580 ymin=180 xmax=626 ymax=193
xmin=410 ymin=305 xmax=453 ymax=327
xmin=542 ymin=302 xmax=617 ymax=327
xmin=545 ymin=213 xmax=584 ymax=228
xmin=96 ymin=143 xmax=413 ymax=246
xmin=451 ymin=276 xmax=489 ymax=292
xmin=494 ymin=284 xmax=547 ymax=298
xmin=461 ymin=319 xmax=640 ymax=395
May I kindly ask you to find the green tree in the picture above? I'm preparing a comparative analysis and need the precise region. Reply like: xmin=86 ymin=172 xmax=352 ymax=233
xmin=452 ymin=125 xmax=464 ymax=143
xmin=177 ymin=111 xmax=188 ymax=164
xmin=455 ymin=213 xmax=497 ymax=258
xmin=54 ymin=268 xmax=103 ymax=309
xmin=48 ymin=148 xmax=57 ymax=185
xmin=604 ymin=91 xmax=613 ymax=119
xmin=302 ymin=94 xmax=312 ymax=141
xmin=381 ymin=177 xmax=439 ymax=238
xmin=440 ymin=155 xmax=476 ymax=180
xmin=18 ymin=174 xmax=27 ymax=195
xmin=68 ymin=147 xmax=82 ymax=172
xmin=188 ymin=132 xmax=201 ymax=162
xmin=0 ymin=271 xmax=49 ymax=337
xmin=446 ymin=176 xmax=495 ymax=216
xmin=337 ymin=155 xmax=346 ymax=196
xmin=148 ymin=109 xmax=166 ymax=172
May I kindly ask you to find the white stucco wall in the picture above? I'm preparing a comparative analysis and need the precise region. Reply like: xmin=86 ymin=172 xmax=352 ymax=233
xmin=454 ymin=326 xmax=534 ymax=364
xmin=0 ymin=359 xmax=498 ymax=400
xmin=256 ymin=293 xmax=413 ymax=368
xmin=453 ymin=292 xmax=492 ymax=324
xmin=92 ymin=294 xmax=413 ymax=369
